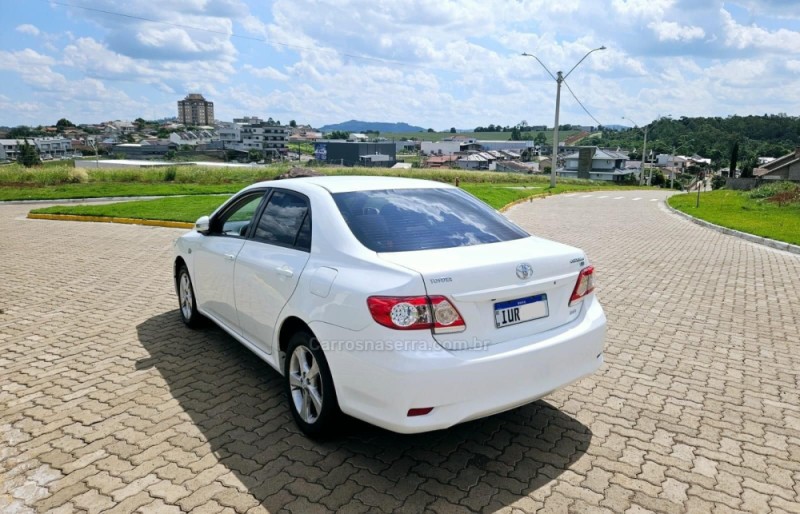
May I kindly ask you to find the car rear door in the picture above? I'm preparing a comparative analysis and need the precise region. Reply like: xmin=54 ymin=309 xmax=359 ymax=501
xmin=234 ymin=189 xmax=312 ymax=354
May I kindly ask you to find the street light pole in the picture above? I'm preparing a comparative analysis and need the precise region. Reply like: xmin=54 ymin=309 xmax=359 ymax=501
xmin=523 ymin=46 xmax=606 ymax=188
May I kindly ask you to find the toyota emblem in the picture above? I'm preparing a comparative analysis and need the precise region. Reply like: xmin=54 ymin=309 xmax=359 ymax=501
xmin=516 ymin=263 xmax=533 ymax=280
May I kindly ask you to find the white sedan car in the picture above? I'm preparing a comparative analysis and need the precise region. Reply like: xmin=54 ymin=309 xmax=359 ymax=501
xmin=173 ymin=176 xmax=606 ymax=437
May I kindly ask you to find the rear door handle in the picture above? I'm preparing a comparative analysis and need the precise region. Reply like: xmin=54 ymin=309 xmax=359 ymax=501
xmin=276 ymin=266 xmax=294 ymax=278
xmin=224 ymin=253 xmax=235 ymax=261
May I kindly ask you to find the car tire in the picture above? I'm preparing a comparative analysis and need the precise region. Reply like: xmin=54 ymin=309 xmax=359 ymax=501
xmin=177 ymin=264 xmax=202 ymax=329
xmin=284 ymin=331 xmax=341 ymax=438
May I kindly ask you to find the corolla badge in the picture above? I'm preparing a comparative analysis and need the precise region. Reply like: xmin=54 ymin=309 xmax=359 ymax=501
xmin=516 ymin=263 xmax=534 ymax=280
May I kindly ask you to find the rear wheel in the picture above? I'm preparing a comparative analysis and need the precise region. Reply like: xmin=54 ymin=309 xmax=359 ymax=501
xmin=177 ymin=265 xmax=202 ymax=328
xmin=284 ymin=331 xmax=341 ymax=438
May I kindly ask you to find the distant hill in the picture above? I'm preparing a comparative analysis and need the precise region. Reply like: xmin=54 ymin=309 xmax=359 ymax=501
xmin=318 ymin=120 xmax=426 ymax=133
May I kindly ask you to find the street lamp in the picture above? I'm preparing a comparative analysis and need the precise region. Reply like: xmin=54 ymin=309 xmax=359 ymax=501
xmin=622 ymin=116 xmax=649 ymax=186
xmin=522 ymin=46 xmax=606 ymax=187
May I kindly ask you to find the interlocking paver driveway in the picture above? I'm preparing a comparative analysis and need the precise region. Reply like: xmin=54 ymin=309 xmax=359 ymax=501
xmin=1 ymin=190 xmax=798 ymax=513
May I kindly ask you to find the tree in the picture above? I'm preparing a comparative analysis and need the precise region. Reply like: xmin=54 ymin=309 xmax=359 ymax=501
xmin=510 ymin=127 xmax=521 ymax=141
xmin=289 ymin=120 xmax=297 ymax=128
xmin=729 ymin=141 xmax=739 ymax=178
xmin=248 ymin=149 xmax=262 ymax=162
xmin=17 ymin=139 xmax=40 ymax=167
xmin=8 ymin=126 xmax=34 ymax=138
xmin=534 ymin=132 xmax=547 ymax=146
xmin=449 ymin=127 xmax=456 ymax=133
xmin=740 ymin=156 xmax=757 ymax=178
xmin=326 ymin=130 xmax=350 ymax=140
xmin=134 ymin=117 xmax=146 ymax=130
xmin=55 ymin=118 xmax=75 ymax=129
xmin=427 ymin=128 xmax=435 ymax=133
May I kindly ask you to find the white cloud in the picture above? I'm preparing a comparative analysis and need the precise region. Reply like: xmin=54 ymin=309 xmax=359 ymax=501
xmin=15 ymin=24 xmax=40 ymax=36
xmin=647 ymin=21 xmax=706 ymax=42
xmin=721 ymin=7 xmax=800 ymax=51
xmin=611 ymin=0 xmax=675 ymax=18
xmin=243 ymin=64 xmax=289 ymax=81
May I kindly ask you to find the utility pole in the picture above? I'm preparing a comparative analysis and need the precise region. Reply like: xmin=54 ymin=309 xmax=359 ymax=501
xmin=622 ymin=116 xmax=648 ymax=185
xmin=550 ymin=72 xmax=562 ymax=188
xmin=522 ymin=46 xmax=606 ymax=188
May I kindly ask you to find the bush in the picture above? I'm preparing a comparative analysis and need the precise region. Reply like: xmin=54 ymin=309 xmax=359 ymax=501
xmin=748 ymin=181 xmax=799 ymax=199
xmin=711 ymin=175 xmax=726 ymax=190
xmin=650 ymin=169 xmax=666 ymax=186
xmin=163 ymin=167 xmax=177 ymax=182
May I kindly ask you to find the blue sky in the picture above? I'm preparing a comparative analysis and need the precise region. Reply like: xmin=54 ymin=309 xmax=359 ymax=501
xmin=1 ymin=0 xmax=800 ymax=129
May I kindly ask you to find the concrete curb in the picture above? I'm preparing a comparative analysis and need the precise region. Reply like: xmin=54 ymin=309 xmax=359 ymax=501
xmin=27 ymin=213 xmax=193 ymax=229
xmin=500 ymin=193 xmax=549 ymax=212
xmin=664 ymin=199 xmax=800 ymax=256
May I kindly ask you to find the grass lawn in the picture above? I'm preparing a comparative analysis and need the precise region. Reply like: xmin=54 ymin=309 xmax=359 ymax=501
xmin=2 ymin=163 xmax=640 ymax=201
xmin=29 ymin=182 xmax=644 ymax=223
xmin=668 ymin=190 xmax=800 ymax=245
xmin=31 ymin=195 xmax=229 ymax=223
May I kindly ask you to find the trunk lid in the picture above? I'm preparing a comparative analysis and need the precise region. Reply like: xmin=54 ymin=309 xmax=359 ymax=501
xmin=379 ymin=236 xmax=588 ymax=350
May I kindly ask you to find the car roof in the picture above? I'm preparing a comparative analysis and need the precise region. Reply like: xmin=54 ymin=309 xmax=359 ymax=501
xmin=250 ymin=175 xmax=456 ymax=194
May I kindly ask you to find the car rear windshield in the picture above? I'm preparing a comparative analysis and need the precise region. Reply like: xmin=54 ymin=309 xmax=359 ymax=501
xmin=332 ymin=188 xmax=529 ymax=252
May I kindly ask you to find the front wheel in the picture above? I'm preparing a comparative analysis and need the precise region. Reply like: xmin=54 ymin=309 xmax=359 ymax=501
xmin=177 ymin=265 xmax=202 ymax=328
xmin=284 ymin=331 xmax=341 ymax=438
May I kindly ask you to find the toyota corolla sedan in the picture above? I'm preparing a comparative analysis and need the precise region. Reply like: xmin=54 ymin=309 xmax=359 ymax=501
xmin=173 ymin=176 xmax=606 ymax=437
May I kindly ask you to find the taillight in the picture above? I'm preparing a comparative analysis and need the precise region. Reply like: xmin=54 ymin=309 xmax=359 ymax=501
xmin=367 ymin=296 xmax=465 ymax=333
xmin=569 ymin=266 xmax=595 ymax=306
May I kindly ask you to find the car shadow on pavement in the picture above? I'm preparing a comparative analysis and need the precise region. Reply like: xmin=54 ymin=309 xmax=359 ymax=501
xmin=136 ymin=310 xmax=591 ymax=512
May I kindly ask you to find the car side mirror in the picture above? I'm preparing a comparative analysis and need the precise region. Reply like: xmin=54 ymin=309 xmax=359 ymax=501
xmin=195 ymin=215 xmax=211 ymax=234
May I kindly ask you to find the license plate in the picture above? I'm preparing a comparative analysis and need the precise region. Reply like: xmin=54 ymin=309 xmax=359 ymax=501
xmin=494 ymin=294 xmax=548 ymax=328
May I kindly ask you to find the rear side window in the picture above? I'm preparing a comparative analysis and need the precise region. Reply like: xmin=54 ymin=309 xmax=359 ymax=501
xmin=254 ymin=190 xmax=311 ymax=250
xmin=333 ymin=188 xmax=528 ymax=252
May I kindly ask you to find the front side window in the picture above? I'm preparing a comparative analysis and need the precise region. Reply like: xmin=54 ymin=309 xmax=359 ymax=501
xmin=254 ymin=190 xmax=311 ymax=250
xmin=333 ymin=188 xmax=528 ymax=252
xmin=215 ymin=191 xmax=265 ymax=237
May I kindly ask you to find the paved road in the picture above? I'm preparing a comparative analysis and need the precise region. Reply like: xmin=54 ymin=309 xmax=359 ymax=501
xmin=1 ymin=190 xmax=799 ymax=513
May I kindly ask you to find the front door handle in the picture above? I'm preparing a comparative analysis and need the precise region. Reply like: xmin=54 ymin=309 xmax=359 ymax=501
xmin=224 ymin=253 xmax=235 ymax=261
xmin=276 ymin=266 xmax=294 ymax=278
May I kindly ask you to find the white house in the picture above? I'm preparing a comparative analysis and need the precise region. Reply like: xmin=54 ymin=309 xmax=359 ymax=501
xmin=0 ymin=137 xmax=73 ymax=161
xmin=560 ymin=147 xmax=633 ymax=182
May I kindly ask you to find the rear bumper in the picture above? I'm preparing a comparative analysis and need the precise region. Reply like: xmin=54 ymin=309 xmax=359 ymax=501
xmin=313 ymin=296 xmax=606 ymax=434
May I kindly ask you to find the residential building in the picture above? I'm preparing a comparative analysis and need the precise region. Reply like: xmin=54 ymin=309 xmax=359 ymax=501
xmin=421 ymin=139 xmax=481 ymax=156
xmin=111 ymin=142 xmax=177 ymax=159
xmin=754 ymin=147 xmax=800 ymax=182
xmin=313 ymin=141 xmax=396 ymax=167
xmin=477 ymin=140 xmax=535 ymax=152
xmin=217 ymin=122 xmax=242 ymax=148
xmin=424 ymin=155 xmax=458 ymax=168
xmin=288 ymin=126 xmax=322 ymax=142
xmin=239 ymin=122 xmax=288 ymax=157
xmin=178 ymin=93 xmax=215 ymax=126
xmin=233 ymin=116 xmax=263 ymax=124
xmin=456 ymin=152 xmax=497 ymax=171
xmin=561 ymin=146 xmax=633 ymax=181
xmin=104 ymin=120 xmax=136 ymax=135
xmin=169 ymin=130 xmax=217 ymax=147
xmin=0 ymin=137 xmax=73 ymax=161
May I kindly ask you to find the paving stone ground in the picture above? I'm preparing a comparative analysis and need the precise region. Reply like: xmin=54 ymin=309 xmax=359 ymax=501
xmin=1 ymin=190 xmax=799 ymax=513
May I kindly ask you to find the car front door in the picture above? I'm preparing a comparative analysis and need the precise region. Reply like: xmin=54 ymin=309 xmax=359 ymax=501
xmin=234 ymin=189 xmax=312 ymax=354
xmin=193 ymin=190 xmax=267 ymax=331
